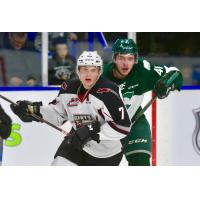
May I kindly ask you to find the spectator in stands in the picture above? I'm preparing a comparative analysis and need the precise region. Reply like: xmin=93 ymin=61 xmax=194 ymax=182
xmin=32 ymin=32 xmax=78 ymax=52
xmin=0 ymin=32 xmax=37 ymax=51
xmin=50 ymin=32 xmax=77 ymax=42
xmin=26 ymin=74 xmax=40 ymax=86
xmin=48 ymin=37 xmax=77 ymax=85
xmin=9 ymin=76 xmax=24 ymax=86
xmin=0 ymin=32 xmax=41 ymax=86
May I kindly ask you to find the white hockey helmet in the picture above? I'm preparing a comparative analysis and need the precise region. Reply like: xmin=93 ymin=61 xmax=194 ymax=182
xmin=76 ymin=51 xmax=103 ymax=76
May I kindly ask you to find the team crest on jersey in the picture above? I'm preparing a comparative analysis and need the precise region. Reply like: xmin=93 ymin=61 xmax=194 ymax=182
xmin=123 ymin=92 xmax=134 ymax=100
xmin=73 ymin=114 xmax=93 ymax=128
xmin=192 ymin=107 xmax=200 ymax=155
xmin=67 ymin=97 xmax=79 ymax=107
xmin=123 ymin=92 xmax=134 ymax=110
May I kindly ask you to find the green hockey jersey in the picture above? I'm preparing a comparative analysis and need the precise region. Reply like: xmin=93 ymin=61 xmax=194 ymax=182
xmin=103 ymin=58 xmax=182 ymax=121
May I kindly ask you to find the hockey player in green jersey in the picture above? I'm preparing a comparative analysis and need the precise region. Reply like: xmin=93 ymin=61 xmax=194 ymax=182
xmin=103 ymin=38 xmax=183 ymax=166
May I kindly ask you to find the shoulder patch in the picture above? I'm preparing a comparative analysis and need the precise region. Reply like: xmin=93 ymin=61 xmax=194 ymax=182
xmin=61 ymin=82 xmax=68 ymax=90
xmin=96 ymin=88 xmax=112 ymax=94
xmin=96 ymin=87 xmax=119 ymax=97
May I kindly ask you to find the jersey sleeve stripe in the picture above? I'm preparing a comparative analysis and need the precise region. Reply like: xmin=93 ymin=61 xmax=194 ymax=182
xmin=107 ymin=121 xmax=130 ymax=135
xmin=97 ymin=109 xmax=105 ymax=120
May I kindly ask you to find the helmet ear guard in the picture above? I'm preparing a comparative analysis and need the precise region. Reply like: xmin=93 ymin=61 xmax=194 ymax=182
xmin=112 ymin=39 xmax=139 ymax=63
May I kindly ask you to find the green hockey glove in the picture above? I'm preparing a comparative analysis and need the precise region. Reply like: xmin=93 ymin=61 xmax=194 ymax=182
xmin=154 ymin=71 xmax=183 ymax=99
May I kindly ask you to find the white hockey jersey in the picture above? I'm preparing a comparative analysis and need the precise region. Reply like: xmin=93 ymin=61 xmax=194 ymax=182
xmin=40 ymin=77 xmax=131 ymax=158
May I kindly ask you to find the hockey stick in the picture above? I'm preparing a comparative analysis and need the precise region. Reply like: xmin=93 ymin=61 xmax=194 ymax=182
xmin=131 ymin=71 xmax=180 ymax=124
xmin=131 ymin=93 xmax=157 ymax=124
xmin=0 ymin=94 xmax=70 ymax=136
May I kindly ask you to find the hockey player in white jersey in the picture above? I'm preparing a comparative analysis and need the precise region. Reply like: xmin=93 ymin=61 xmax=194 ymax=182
xmin=10 ymin=51 xmax=131 ymax=166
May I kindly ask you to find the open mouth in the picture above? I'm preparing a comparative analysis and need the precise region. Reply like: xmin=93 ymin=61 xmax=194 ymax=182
xmin=122 ymin=68 xmax=129 ymax=73
xmin=85 ymin=78 xmax=92 ymax=82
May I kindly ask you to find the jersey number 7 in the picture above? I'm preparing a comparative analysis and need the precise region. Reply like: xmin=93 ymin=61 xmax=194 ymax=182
xmin=118 ymin=107 xmax=124 ymax=120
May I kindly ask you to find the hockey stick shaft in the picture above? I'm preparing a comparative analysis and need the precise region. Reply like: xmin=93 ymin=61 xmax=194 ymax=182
xmin=0 ymin=94 xmax=69 ymax=136
xmin=132 ymin=71 xmax=180 ymax=124
xmin=131 ymin=94 xmax=157 ymax=123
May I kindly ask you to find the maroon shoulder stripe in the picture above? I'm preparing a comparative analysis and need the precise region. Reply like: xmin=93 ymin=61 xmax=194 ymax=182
xmin=108 ymin=121 xmax=129 ymax=135
xmin=97 ymin=109 xmax=105 ymax=120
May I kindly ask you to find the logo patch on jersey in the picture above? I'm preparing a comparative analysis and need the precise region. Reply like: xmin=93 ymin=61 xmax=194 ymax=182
xmin=119 ymin=82 xmax=126 ymax=90
xmin=97 ymin=88 xmax=118 ymax=97
xmin=96 ymin=88 xmax=112 ymax=94
xmin=73 ymin=114 xmax=93 ymax=128
xmin=67 ymin=98 xmax=79 ymax=107
xmin=128 ymin=84 xmax=139 ymax=90
xmin=61 ymin=82 xmax=68 ymax=90
xmin=192 ymin=107 xmax=200 ymax=155
xmin=128 ymin=139 xmax=148 ymax=145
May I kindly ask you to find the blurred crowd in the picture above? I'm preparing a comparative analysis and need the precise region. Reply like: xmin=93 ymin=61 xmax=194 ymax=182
xmin=0 ymin=32 xmax=200 ymax=86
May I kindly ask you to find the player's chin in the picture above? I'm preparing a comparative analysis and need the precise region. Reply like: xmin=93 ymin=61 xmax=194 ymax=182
xmin=120 ymin=70 xmax=130 ymax=76
xmin=83 ymin=80 xmax=94 ymax=88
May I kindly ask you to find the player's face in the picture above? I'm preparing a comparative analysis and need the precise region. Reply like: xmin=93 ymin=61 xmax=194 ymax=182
xmin=114 ymin=54 xmax=136 ymax=76
xmin=79 ymin=66 xmax=100 ymax=89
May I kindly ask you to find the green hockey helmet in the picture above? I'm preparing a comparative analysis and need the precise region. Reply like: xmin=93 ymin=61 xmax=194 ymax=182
xmin=112 ymin=39 xmax=138 ymax=62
